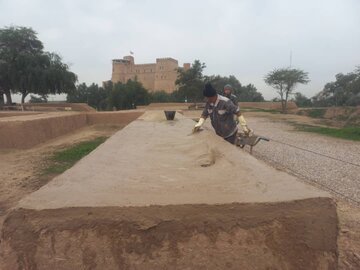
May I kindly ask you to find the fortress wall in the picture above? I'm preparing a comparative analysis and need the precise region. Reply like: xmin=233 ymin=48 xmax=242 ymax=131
xmin=111 ymin=56 xmax=180 ymax=92
xmin=154 ymin=58 xmax=179 ymax=92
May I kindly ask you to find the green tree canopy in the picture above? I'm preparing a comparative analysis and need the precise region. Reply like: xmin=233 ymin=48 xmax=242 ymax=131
xmin=0 ymin=25 xmax=77 ymax=104
xmin=108 ymin=79 xmax=150 ymax=110
xmin=67 ymin=83 xmax=109 ymax=110
xmin=149 ymin=90 xmax=174 ymax=103
xmin=292 ymin=92 xmax=312 ymax=107
xmin=174 ymin=60 xmax=206 ymax=102
xmin=265 ymin=68 xmax=310 ymax=113
xmin=312 ymin=67 xmax=360 ymax=106
xmin=206 ymin=74 xmax=264 ymax=102
xmin=0 ymin=26 xmax=43 ymax=104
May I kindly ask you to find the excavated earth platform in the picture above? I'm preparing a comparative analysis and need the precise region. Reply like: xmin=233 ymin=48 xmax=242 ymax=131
xmin=0 ymin=111 xmax=338 ymax=270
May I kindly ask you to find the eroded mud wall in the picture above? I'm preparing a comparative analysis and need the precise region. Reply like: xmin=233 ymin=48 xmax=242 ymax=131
xmin=1 ymin=198 xmax=338 ymax=270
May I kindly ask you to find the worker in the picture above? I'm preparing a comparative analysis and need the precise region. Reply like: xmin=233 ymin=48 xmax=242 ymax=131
xmin=223 ymin=84 xmax=238 ymax=106
xmin=193 ymin=82 xmax=251 ymax=145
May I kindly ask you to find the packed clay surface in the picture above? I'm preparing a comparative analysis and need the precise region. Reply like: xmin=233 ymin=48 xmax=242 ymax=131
xmin=17 ymin=111 xmax=329 ymax=209
xmin=1 ymin=111 xmax=339 ymax=270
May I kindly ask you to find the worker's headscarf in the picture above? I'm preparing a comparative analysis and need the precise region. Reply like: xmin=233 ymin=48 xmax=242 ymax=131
xmin=224 ymin=84 xmax=233 ymax=91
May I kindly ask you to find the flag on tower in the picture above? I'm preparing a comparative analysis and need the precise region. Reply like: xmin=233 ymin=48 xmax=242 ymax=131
xmin=130 ymin=51 xmax=134 ymax=55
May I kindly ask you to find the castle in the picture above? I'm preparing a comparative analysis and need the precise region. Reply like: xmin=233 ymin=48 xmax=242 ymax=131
xmin=111 ymin=56 xmax=190 ymax=93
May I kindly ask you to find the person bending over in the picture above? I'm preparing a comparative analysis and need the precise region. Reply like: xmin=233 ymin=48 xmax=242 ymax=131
xmin=193 ymin=83 xmax=250 ymax=144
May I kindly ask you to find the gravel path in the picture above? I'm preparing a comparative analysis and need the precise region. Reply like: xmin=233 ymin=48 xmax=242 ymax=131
xmin=246 ymin=117 xmax=360 ymax=204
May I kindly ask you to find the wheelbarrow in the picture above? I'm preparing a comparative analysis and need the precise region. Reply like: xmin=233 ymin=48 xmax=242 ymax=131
xmin=235 ymin=132 xmax=269 ymax=154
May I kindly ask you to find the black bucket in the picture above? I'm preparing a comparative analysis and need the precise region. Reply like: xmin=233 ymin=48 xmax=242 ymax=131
xmin=164 ymin=110 xmax=176 ymax=120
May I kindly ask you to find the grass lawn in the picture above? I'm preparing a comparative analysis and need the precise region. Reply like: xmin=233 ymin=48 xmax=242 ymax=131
xmin=43 ymin=137 xmax=108 ymax=175
xmin=295 ymin=125 xmax=360 ymax=141
xmin=241 ymin=107 xmax=280 ymax=114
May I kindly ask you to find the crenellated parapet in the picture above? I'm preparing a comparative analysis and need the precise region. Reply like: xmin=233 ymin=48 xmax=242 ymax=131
xmin=111 ymin=55 xmax=190 ymax=93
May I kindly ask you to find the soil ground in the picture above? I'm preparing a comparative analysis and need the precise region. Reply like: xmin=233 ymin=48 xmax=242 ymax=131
xmin=0 ymin=111 xmax=359 ymax=269
xmin=243 ymin=111 xmax=360 ymax=269
xmin=182 ymin=109 xmax=360 ymax=269
xmin=246 ymin=111 xmax=360 ymax=269
xmin=0 ymin=124 xmax=125 ymax=228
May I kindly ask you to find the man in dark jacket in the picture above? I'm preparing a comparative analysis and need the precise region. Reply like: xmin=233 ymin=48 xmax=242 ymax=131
xmin=193 ymin=83 xmax=250 ymax=144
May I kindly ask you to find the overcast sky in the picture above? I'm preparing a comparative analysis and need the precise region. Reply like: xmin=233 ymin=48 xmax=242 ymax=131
xmin=1 ymin=0 xmax=360 ymax=101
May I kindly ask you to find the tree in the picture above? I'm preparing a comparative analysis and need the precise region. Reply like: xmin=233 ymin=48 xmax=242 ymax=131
xmin=0 ymin=88 xmax=4 ymax=105
xmin=265 ymin=68 xmax=309 ymax=113
xmin=174 ymin=60 xmax=206 ymax=102
xmin=293 ymin=92 xmax=312 ymax=107
xmin=0 ymin=25 xmax=77 ymax=104
xmin=240 ymin=83 xmax=265 ymax=102
xmin=205 ymin=74 xmax=264 ymax=102
xmin=206 ymin=74 xmax=242 ymax=95
xmin=312 ymin=67 xmax=360 ymax=107
xmin=0 ymin=26 xmax=43 ymax=104
xmin=14 ymin=51 xmax=76 ymax=103
xmin=149 ymin=90 xmax=174 ymax=103
xmin=108 ymin=79 xmax=150 ymax=110
xmin=67 ymin=83 xmax=108 ymax=110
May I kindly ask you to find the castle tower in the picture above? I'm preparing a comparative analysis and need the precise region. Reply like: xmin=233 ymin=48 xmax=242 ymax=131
xmin=154 ymin=58 xmax=179 ymax=93
xmin=123 ymin=55 xmax=134 ymax=64
xmin=111 ymin=56 xmax=182 ymax=93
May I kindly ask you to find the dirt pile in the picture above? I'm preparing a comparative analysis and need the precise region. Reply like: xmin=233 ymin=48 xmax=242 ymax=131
xmin=0 ymin=111 xmax=339 ymax=269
